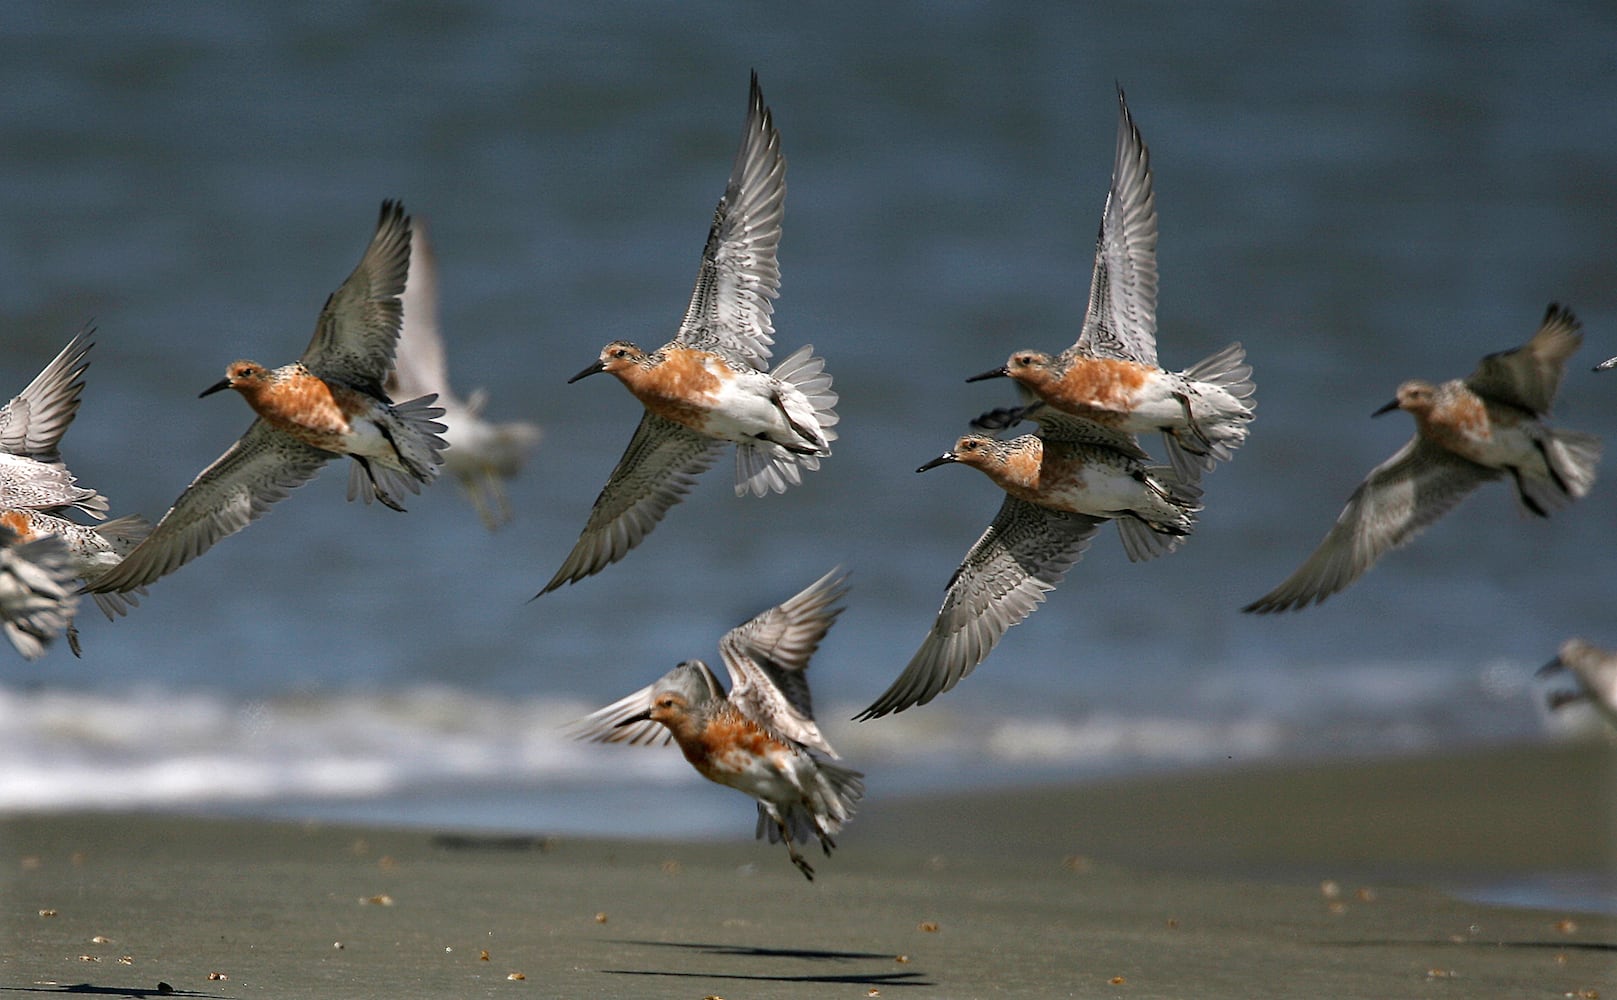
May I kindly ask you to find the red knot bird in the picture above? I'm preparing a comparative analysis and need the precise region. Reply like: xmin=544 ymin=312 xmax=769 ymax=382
xmin=88 ymin=200 xmax=446 ymax=597
xmin=967 ymin=87 xmax=1254 ymax=482
xmin=1245 ymin=304 xmax=1600 ymax=613
xmin=385 ymin=218 xmax=540 ymax=530
xmin=858 ymin=411 xmax=1200 ymax=719
xmin=540 ymin=72 xmax=837 ymax=596
xmin=1538 ymin=638 xmax=1617 ymax=730
xmin=0 ymin=526 xmax=79 ymax=660
xmin=572 ymin=568 xmax=862 ymax=880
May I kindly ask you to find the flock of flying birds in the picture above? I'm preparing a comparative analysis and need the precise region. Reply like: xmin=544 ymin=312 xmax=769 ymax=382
xmin=3 ymin=73 xmax=1613 ymax=879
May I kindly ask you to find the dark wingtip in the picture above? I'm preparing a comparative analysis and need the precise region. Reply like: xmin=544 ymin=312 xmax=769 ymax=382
xmin=530 ymin=574 xmax=567 ymax=601
xmin=969 ymin=405 xmax=1028 ymax=432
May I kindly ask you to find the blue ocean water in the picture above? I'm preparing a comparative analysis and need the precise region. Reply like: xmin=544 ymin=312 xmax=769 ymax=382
xmin=0 ymin=2 xmax=1614 ymax=908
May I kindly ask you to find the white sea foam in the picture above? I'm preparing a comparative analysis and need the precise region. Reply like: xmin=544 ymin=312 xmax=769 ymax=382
xmin=0 ymin=684 xmax=690 ymax=812
xmin=0 ymin=660 xmax=1551 ymax=823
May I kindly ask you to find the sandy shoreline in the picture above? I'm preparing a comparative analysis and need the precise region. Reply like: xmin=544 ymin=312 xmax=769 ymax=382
xmin=5 ymin=741 xmax=1613 ymax=998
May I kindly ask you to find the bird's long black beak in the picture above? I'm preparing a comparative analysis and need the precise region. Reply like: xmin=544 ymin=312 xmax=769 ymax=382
xmin=568 ymin=360 xmax=606 ymax=384
xmin=916 ymin=452 xmax=957 ymax=473
xmin=614 ymin=708 xmax=654 ymax=727
xmin=1371 ymin=398 xmax=1400 ymax=417
xmin=1535 ymin=656 xmax=1566 ymax=679
xmin=199 ymin=378 xmax=232 ymax=398
xmin=965 ymin=366 xmax=1010 ymax=383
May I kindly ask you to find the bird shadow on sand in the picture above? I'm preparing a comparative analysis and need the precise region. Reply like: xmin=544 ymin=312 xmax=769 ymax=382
xmin=0 ymin=986 xmax=229 ymax=999
xmin=601 ymin=939 xmax=932 ymax=987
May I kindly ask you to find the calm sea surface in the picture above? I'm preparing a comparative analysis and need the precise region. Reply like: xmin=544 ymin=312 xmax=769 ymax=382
xmin=1 ymin=2 xmax=1614 ymax=905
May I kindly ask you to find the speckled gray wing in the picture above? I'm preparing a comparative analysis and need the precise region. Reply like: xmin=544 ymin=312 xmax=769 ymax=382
xmin=1068 ymin=86 xmax=1159 ymax=368
xmin=857 ymin=499 xmax=1105 ymax=720
xmin=538 ymin=413 xmax=723 ymax=595
xmin=1027 ymin=404 xmax=1152 ymax=461
xmin=673 ymin=71 xmax=785 ymax=371
xmin=569 ymin=661 xmax=728 ymax=748
xmin=300 ymin=200 xmax=412 ymax=390
xmin=0 ymin=328 xmax=108 ymax=517
xmin=1242 ymin=439 xmax=1497 ymax=613
xmin=720 ymin=567 xmax=849 ymax=757
xmin=0 ymin=454 xmax=104 ymax=517
xmin=1466 ymin=303 xmax=1581 ymax=415
xmin=1 ymin=327 xmax=93 ymax=464
xmin=86 ymin=421 xmax=333 ymax=594
xmin=385 ymin=217 xmax=454 ymax=406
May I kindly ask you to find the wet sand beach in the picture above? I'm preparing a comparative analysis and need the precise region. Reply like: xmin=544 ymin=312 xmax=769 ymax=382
xmin=5 ymin=741 xmax=1613 ymax=998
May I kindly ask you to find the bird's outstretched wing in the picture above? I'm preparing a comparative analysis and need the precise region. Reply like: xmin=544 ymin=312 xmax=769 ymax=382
xmin=1243 ymin=439 xmax=1495 ymax=613
xmin=1068 ymin=86 xmax=1159 ymax=367
xmin=0 ymin=327 xmax=108 ymax=517
xmin=87 ymin=421 xmax=332 ymax=594
xmin=720 ymin=567 xmax=848 ymax=756
xmin=538 ymin=413 xmax=723 ymax=595
xmin=858 ymin=499 xmax=1105 ymax=719
xmin=301 ymin=199 xmax=413 ymax=390
xmin=673 ymin=71 xmax=785 ymax=371
xmin=1466 ymin=303 xmax=1581 ymax=415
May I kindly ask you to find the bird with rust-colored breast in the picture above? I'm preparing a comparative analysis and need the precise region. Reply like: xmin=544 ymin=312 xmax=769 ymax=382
xmin=572 ymin=568 xmax=862 ymax=880
xmin=540 ymin=72 xmax=837 ymax=596
xmin=88 ymin=200 xmax=446 ymax=598
xmin=1245 ymin=304 xmax=1600 ymax=614
xmin=859 ymin=409 xmax=1200 ymax=720
xmin=968 ymin=86 xmax=1254 ymax=482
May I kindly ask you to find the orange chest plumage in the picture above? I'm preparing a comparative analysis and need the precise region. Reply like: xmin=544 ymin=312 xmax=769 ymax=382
xmin=617 ymin=349 xmax=726 ymax=427
xmin=1045 ymin=357 xmax=1152 ymax=412
xmin=1421 ymin=390 xmax=1493 ymax=452
xmin=986 ymin=442 xmax=1086 ymax=503
xmin=685 ymin=708 xmax=784 ymax=776
xmin=240 ymin=371 xmax=363 ymax=442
